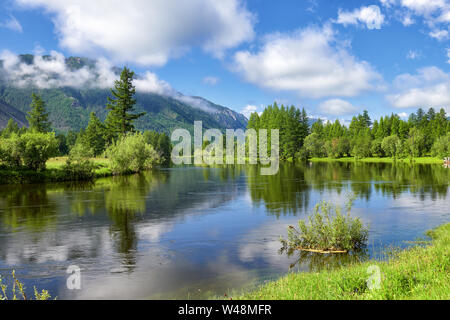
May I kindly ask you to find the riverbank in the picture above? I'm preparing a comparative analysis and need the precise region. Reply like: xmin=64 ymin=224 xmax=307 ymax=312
xmin=0 ymin=157 xmax=113 ymax=184
xmin=309 ymin=156 xmax=444 ymax=164
xmin=237 ymin=223 xmax=449 ymax=300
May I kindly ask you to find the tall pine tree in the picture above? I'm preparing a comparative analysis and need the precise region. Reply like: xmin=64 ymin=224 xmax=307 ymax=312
xmin=105 ymin=67 xmax=145 ymax=138
xmin=27 ymin=93 xmax=51 ymax=133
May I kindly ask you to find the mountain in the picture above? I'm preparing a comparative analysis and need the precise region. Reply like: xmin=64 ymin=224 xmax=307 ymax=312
xmin=0 ymin=55 xmax=247 ymax=133
xmin=0 ymin=99 xmax=28 ymax=128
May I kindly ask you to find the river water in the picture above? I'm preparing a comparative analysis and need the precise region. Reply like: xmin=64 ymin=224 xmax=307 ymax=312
xmin=0 ymin=162 xmax=448 ymax=299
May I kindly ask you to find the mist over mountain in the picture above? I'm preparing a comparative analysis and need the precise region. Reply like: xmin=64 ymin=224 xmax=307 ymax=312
xmin=0 ymin=53 xmax=247 ymax=133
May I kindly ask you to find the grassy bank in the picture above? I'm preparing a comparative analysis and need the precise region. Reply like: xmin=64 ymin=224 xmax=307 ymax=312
xmin=238 ymin=223 xmax=449 ymax=300
xmin=309 ymin=156 xmax=444 ymax=165
xmin=0 ymin=157 xmax=113 ymax=184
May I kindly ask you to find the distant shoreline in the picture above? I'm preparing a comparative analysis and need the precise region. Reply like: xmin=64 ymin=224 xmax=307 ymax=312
xmin=0 ymin=156 xmax=446 ymax=185
xmin=309 ymin=156 xmax=444 ymax=165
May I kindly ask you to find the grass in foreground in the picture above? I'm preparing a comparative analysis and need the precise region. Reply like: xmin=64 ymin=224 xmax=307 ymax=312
xmin=238 ymin=223 xmax=450 ymax=300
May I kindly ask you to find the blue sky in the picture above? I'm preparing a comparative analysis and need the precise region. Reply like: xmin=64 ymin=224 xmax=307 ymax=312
xmin=0 ymin=0 xmax=449 ymax=122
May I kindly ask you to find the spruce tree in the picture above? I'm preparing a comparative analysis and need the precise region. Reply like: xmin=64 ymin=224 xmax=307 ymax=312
xmin=105 ymin=67 xmax=145 ymax=138
xmin=84 ymin=112 xmax=107 ymax=156
xmin=27 ymin=93 xmax=51 ymax=133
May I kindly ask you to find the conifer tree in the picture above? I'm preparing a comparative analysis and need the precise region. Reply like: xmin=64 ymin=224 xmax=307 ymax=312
xmin=84 ymin=112 xmax=107 ymax=156
xmin=105 ymin=67 xmax=145 ymax=138
xmin=27 ymin=93 xmax=51 ymax=133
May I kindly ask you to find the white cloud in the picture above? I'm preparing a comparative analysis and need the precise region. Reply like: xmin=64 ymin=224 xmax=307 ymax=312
xmin=380 ymin=0 xmax=397 ymax=8
xmin=388 ymin=66 xmax=450 ymax=110
xmin=398 ymin=112 xmax=409 ymax=118
xmin=14 ymin=0 xmax=255 ymax=66
xmin=318 ymin=99 xmax=359 ymax=116
xmin=0 ymin=50 xmax=220 ymax=112
xmin=203 ymin=76 xmax=219 ymax=86
xmin=381 ymin=0 xmax=450 ymax=31
xmin=406 ymin=49 xmax=421 ymax=59
xmin=400 ymin=0 xmax=447 ymax=17
xmin=232 ymin=25 xmax=381 ymax=99
xmin=0 ymin=15 xmax=23 ymax=33
xmin=402 ymin=14 xmax=415 ymax=25
xmin=336 ymin=5 xmax=385 ymax=29
xmin=447 ymin=48 xmax=450 ymax=63
xmin=429 ymin=28 xmax=449 ymax=40
xmin=241 ymin=105 xmax=261 ymax=119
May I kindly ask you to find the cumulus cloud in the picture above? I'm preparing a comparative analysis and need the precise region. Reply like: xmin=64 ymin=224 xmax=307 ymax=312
xmin=429 ymin=28 xmax=449 ymax=40
xmin=0 ymin=50 xmax=219 ymax=113
xmin=232 ymin=25 xmax=381 ymax=99
xmin=318 ymin=99 xmax=359 ymax=116
xmin=0 ymin=15 xmax=23 ymax=33
xmin=336 ymin=5 xmax=385 ymax=29
xmin=388 ymin=66 xmax=450 ymax=111
xmin=241 ymin=105 xmax=261 ymax=119
xmin=400 ymin=0 xmax=448 ymax=17
xmin=398 ymin=112 xmax=409 ymax=118
xmin=14 ymin=0 xmax=255 ymax=66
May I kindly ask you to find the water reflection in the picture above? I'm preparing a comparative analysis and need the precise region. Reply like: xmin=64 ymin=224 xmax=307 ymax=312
xmin=0 ymin=162 xmax=448 ymax=299
xmin=0 ymin=184 xmax=57 ymax=231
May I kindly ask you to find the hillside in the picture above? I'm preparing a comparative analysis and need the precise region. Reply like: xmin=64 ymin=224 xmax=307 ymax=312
xmin=0 ymin=55 xmax=247 ymax=133
xmin=0 ymin=99 xmax=27 ymax=128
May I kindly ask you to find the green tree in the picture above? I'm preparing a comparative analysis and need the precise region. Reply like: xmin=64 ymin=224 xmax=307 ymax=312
xmin=431 ymin=132 xmax=450 ymax=158
xmin=1 ymin=119 xmax=20 ymax=138
xmin=83 ymin=112 xmax=107 ymax=156
xmin=302 ymin=133 xmax=325 ymax=158
xmin=105 ymin=67 xmax=145 ymax=138
xmin=26 ymin=93 xmax=52 ymax=133
xmin=381 ymin=135 xmax=400 ymax=158
xmin=407 ymin=127 xmax=426 ymax=157
xmin=352 ymin=137 xmax=372 ymax=159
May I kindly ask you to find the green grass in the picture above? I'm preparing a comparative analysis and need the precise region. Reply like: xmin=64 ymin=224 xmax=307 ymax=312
xmin=237 ymin=223 xmax=450 ymax=300
xmin=0 ymin=157 xmax=114 ymax=184
xmin=309 ymin=156 xmax=444 ymax=164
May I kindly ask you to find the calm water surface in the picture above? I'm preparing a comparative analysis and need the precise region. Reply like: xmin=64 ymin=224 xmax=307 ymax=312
xmin=0 ymin=162 xmax=448 ymax=299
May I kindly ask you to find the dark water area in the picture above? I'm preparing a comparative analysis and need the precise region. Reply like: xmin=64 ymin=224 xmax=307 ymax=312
xmin=0 ymin=162 xmax=448 ymax=299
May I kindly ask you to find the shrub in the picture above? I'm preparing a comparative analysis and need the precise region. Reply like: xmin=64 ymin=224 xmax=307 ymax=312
xmin=69 ymin=141 xmax=95 ymax=159
xmin=18 ymin=132 xmax=59 ymax=171
xmin=280 ymin=199 xmax=369 ymax=253
xmin=106 ymin=133 xmax=161 ymax=174
xmin=0 ymin=132 xmax=58 ymax=171
xmin=0 ymin=134 xmax=22 ymax=168
xmin=63 ymin=157 xmax=95 ymax=181
xmin=0 ymin=270 xmax=52 ymax=300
